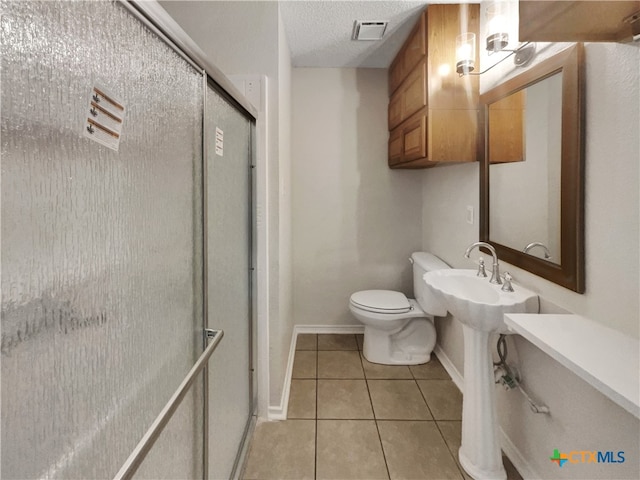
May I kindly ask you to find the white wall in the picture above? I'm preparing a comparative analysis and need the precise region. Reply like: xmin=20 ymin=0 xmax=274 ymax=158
xmin=291 ymin=68 xmax=424 ymax=326
xmin=424 ymin=37 xmax=640 ymax=479
xmin=272 ymin=6 xmax=294 ymax=409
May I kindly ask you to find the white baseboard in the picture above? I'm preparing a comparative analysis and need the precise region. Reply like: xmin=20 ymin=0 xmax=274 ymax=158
xmin=267 ymin=325 xmax=365 ymax=420
xmin=499 ymin=427 xmax=539 ymax=480
xmin=267 ymin=329 xmax=298 ymax=420
xmin=434 ymin=344 xmax=540 ymax=480
xmin=434 ymin=344 xmax=464 ymax=392
xmin=295 ymin=324 xmax=365 ymax=335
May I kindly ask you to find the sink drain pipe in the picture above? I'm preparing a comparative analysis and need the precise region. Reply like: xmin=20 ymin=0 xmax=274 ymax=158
xmin=494 ymin=335 xmax=550 ymax=414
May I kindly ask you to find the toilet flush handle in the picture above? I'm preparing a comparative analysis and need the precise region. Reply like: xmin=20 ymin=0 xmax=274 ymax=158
xmin=409 ymin=257 xmax=414 ymax=264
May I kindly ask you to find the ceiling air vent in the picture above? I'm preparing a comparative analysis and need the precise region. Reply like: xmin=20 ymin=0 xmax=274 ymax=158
xmin=352 ymin=21 xmax=388 ymax=41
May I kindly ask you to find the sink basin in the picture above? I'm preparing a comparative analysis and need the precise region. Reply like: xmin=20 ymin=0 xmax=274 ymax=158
xmin=423 ymin=269 xmax=539 ymax=333
xmin=423 ymin=268 xmax=539 ymax=479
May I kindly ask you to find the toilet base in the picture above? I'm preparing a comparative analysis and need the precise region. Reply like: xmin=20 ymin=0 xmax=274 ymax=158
xmin=362 ymin=317 xmax=436 ymax=365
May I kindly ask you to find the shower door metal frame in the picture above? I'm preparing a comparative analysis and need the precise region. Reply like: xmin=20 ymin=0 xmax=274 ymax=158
xmin=117 ymin=1 xmax=258 ymax=478
xmin=119 ymin=1 xmax=257 ymax=119
xmin=202 ymin=77 xmax=256 ymax=479
xmin=202 ymin=70 xmax=210 ymax=480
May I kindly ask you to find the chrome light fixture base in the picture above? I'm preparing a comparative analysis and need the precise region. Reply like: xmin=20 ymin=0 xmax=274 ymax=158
xmin=456 ymin=59 xmax=476 ymax=75
xmin=486 ymin=32 xmax=509 ymax=53
xmin=513 ymin=43 xmax=536 ymax=67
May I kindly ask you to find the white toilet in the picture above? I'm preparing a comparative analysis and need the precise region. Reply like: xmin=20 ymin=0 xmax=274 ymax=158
xmin=349 ymin=252 xmax=450 ymax=365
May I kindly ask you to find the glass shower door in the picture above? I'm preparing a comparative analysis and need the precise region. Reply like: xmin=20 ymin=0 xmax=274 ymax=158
xmin=1 ymin=1 xmax=205 ymax=478
xmin=205 ymin=83 xmax=254 ymax=479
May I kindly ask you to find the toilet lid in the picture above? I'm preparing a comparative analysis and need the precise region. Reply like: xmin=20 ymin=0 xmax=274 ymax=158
xmin=350 ymin=290 xmax=411 ymax=314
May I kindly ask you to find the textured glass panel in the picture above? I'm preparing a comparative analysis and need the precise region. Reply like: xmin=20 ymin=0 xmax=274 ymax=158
xmin=133 ymin=379 xmax=204 ymax=479
xmin=1 ymin=1 xmax=204 ymax=478
xmin=205 ymin=85 xmax=252 ymax=479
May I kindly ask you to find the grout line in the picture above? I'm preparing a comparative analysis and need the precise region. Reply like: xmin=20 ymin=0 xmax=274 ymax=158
xmin=358 ymin=377 xmax=423 ymax=381
xmin=305 ymin=336 xmax=468 ymax=479
xmin=415 ymin=377 xmax=436 ymax=421
xmin=314 ymin=344 xmax=318 ymax=480
xmin=358 ymin=347 xmax=392 ymax=480
xmin=415 ymin=358 xmax=466 ymax=478
xmin=316 ymin=349 xmax=360 ymax=353
xmin=316 ymin=377 xmax=364 ymax=380
xmin=318 ymin=345 xmax=360 ymax=352
xmin=434 ymin=420 xmax=467 ymax=480
xmin=317 ymin=417 xmax=434 ymax=421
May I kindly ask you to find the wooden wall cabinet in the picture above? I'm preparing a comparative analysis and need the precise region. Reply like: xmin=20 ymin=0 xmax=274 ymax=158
xmin=387 ymin=4 xmax=480 ymax=169
xmin=519 ymin=1 xmax=640 ymax=43
xmin=488 ymin=90 xmax=525 ymax=164
xmin=389 ymin=15 xmax=425 ymax=95
xmin=388 ymin=60 xmax=426 ymax=131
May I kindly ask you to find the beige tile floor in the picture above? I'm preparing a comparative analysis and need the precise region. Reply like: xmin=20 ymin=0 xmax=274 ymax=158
xmin=242 ymin=334 xmax=522 ymax=480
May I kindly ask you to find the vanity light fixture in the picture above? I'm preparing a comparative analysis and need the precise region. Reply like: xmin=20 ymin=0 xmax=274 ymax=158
xmin=455 ymin=33 xmax=477 ymax=75
xmin=456 ymin=1 xmax=536 ymax=76
xmin=456 ymin=32 xmax=536 ymax=76
xmin=486 ymin=0 xmax=510 ymax=53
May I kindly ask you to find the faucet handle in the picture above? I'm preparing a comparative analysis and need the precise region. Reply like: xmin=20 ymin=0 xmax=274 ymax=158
xmin=501 ymin=272 xmax=514 ymax=292
xmin=476 ymin=257 xmax=488 ymax=278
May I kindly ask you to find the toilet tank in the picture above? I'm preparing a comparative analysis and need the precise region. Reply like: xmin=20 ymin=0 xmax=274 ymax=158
xmin=411 ymin=252 xmax=449 ymax=317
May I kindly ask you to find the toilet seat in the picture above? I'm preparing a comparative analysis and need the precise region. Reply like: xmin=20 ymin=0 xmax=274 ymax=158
xmin=350 ymin=290 xmax=412 ymax=315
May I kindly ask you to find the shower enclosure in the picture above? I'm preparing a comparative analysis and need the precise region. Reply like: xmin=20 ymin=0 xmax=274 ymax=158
xmin=1 ymin=1 xmax=256 ymax=478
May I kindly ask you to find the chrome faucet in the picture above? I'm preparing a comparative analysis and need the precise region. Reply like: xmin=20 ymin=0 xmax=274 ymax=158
xmin=522 ymin=242 xmax=552 ymax=259
xmin=464 ymin=241 xmax=502 ymax=285
xmin=501 ymin=272 xmax=514 ymax=292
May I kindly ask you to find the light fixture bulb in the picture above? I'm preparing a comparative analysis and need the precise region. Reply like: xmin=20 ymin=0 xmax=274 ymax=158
xmin=487 ymin=12 xmax=508 ymax=36
xmin=438 ymin=63 xmax=451 ymax=77
xmin=456 ymin=33 xmax=476 ymax=74
xmin=486 ymin=2 xmax=509 ymax=52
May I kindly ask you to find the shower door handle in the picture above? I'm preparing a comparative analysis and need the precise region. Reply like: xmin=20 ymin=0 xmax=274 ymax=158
xmin=113 ymin=329 xmax=224 ymax=480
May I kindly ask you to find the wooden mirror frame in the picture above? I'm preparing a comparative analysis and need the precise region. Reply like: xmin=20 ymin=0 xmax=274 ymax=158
xmin=479 ymin=43 xmax=585 ymax=293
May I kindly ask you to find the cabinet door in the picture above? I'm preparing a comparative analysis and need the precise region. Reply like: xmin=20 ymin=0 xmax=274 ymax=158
xmin=388 ymin=91 xmax=402 ymax=131
xmin=389 ymin=14 xmax=425 ymax=95
xmin=519 ymin=1 xmax=640 ymax=42
xmin=402 ymin=14 xmax=426 ymax=76
xmin=389 ymin=59 xmax=404 ymax=95
xmin=427 ymin=4 xmax=479 ymax=110
xmin=389 ymin=60 xmax=426 ymax=131
xmin=425 ymin=3 xmax=479 ymax=164
xmin=402 ymin=61 xmax=427 ymax=122
xmin=388 ymin=127 xmax=403 ymax=166
xmin=487 ymin=90 xmax=525 ymax=163
xmin=403 ymin=113 xmax=427 ymax=162
xmin=488 ymin=110 xmax=524 ymax=163
xmin=428 ymin=109 xmax=477 ymax=162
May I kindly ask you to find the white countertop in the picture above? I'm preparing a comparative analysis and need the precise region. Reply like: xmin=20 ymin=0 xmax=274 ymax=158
xmin=503 ymin=313 xmax=640 ymax=419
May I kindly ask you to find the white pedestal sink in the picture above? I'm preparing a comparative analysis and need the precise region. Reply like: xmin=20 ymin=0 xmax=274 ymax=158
xmin=423 ymin=269 xmax=538 ymax=480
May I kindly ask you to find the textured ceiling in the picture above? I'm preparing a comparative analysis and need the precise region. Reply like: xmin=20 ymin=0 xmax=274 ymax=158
xmin=160 ymin=1 xmax=477 ymax=69
xmin=280 ymin=1 xmax=431 ymax=68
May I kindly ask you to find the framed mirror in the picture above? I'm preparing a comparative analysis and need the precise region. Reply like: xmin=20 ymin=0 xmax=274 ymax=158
xmin=479 ymin=43 xmax=585 ymax=292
